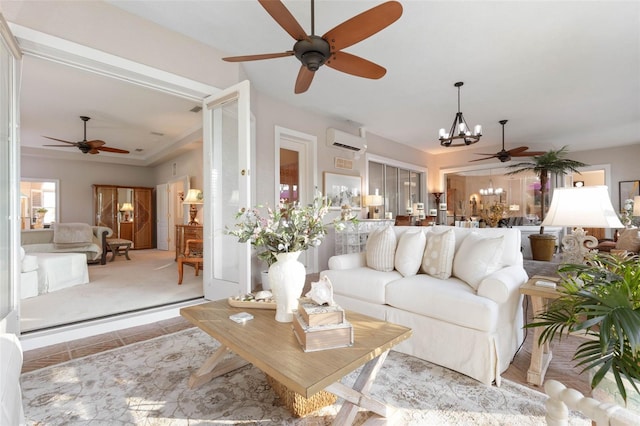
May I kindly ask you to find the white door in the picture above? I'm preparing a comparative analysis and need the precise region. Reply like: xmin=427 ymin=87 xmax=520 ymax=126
xmin=0 ymin=14 xmax=22 ymax=333
xmin=156 ymin=183 xmax=169 ymax=250
xmin=203 ymin=80 xmax=252 ymax=300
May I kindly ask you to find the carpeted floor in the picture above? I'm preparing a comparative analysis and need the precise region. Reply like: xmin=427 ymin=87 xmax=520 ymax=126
xmin=20 ymin=250 xmax=203 ymax=332
xmin=20 ymin=327 xmax=589 ymax=425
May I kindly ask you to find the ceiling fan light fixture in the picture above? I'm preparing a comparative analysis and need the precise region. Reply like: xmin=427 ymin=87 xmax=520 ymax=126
xmin=294 ymin=36 xmax=330 ymax=71
xmin=438 ymin=82 xmax=482 ymax=147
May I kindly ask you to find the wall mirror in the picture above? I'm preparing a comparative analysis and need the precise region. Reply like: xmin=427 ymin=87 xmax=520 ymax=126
xmin=20 ymin=179 xmax=60 ymax=229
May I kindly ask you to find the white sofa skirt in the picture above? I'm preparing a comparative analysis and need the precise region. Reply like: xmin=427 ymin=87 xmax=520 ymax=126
xmin=334 ymin=293 xmax=524 ymax=386
xmin=34 ymin=252 xmax=90 ymax=294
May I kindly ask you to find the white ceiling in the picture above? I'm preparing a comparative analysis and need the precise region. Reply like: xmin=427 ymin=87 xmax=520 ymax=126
xmin=18 ymin=1 xmax=640 ymax=164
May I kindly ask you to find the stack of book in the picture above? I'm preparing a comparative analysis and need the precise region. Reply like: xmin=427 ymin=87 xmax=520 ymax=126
xmin=292 ymin=297 xmax=353 ymax=352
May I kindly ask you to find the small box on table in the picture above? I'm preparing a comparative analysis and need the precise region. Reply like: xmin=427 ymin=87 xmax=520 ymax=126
xmin=292 ymin=311 xmax=353 ymax=352
xmin=297 ymin=297 xmax=345 ymax=326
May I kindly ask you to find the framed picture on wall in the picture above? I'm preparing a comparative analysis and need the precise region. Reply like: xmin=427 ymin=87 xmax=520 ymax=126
xmin=619 ymin=180 xmax=640 ymax=212
xmin=323 ymin=172 xmax=362 ymax=210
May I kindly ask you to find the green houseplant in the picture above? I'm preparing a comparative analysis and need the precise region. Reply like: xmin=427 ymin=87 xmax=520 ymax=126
xmin=528 ymin=252 xmax=640 ymax=405
xmin=505 ymin=146 xmax=588 ymax=260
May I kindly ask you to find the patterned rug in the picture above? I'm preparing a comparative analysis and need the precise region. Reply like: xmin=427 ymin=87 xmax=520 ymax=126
xmin=20 ymin=328 xmax=588 ymax=425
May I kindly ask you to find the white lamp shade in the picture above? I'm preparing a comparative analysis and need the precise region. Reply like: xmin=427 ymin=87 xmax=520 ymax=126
xmin=634 ymin=195 xmax=640 ymax=216
xmin=541 ymin=186 xmax=623 ymax=228
xmin=120 ymin=202 xmax=134 ymax=212
xmin=365 ymin=194 xmax=383 ymax=207
xmin=183 ymin=189 xmax=203 ymax=204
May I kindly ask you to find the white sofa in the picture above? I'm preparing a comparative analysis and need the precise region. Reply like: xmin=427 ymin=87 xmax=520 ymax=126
xmin=21 ymin=224 xmax=112 ymax=265
xmin=321 ymin=225 xmax=528 ymax=386
xmin=0 ymin=333 xmax=24 ymax=425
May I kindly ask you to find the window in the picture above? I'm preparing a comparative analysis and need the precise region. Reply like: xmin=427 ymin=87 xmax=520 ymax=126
xmin=366 ymin=155 xmax=426 ymax=219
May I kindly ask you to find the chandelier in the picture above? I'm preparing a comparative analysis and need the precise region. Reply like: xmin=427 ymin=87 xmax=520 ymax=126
xmin=438 ymin=82 xmax=482 ymax=147
xmin=479 ymin=179 xmax=503 ymax=196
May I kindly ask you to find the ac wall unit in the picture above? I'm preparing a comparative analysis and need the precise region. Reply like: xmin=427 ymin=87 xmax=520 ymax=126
xmin=326 ymin=128 xmax=367 ymax=152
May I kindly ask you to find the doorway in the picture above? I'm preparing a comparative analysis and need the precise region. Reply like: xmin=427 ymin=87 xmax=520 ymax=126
xmin=10 ymin=24 xmax=219 ymax=338
xmin=275 ymin=126 xmax=318 ymax=272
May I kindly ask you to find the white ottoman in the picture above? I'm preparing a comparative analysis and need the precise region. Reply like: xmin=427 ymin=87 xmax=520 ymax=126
xmin=34 ymin=253 xmax=90 ymax=294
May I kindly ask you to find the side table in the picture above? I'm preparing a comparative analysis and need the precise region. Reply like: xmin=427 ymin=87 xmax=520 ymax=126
xmin=106 ymin=238 xmax=133 ymax=261
xmin=519 ymin=275 xmax=561 ymax=386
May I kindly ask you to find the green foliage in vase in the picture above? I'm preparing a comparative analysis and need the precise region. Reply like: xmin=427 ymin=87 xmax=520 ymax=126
xmin=227 ymin=192 xmax=353 ymax=266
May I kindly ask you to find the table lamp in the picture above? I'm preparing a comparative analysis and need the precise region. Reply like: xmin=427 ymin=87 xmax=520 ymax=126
xmin=183 ymin=189 xmax=204 ymax=225
xmin=541 ymin=186 xmax=623 ymax=264
xmin=365 ymin=194 xmax=383 ymax=219
xmin=120 ymin=202 xmax=134 ymax=222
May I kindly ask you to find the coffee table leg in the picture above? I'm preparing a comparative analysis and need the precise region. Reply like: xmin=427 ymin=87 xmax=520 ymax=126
xmin=188 ymin=345 xmax=250 ymax=389
xmin=325 ymin=350 xmax=392 ymax=425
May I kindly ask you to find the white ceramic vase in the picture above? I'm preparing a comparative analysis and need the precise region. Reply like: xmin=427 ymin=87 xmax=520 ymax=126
xmin=269 ymin=251 xmax=305 ymax=323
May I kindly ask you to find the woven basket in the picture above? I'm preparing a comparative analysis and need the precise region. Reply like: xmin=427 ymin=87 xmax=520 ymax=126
xmin=266 ymin=375 xmax=337 ymax=417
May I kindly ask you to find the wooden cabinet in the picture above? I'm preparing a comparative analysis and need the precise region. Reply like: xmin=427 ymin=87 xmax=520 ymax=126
xmin=175 ymin=224 xmax=203 ymax=260
xmin=94 ymin=185 xmax=154 ymax=249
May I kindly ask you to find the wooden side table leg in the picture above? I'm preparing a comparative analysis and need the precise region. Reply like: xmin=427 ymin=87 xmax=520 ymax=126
xmin=124 ymin=244 xmax=131 ymax=260
xmin=527 ymin=295 xmax=553 ymax=386
xmin=109 ymin=245 xmax=117 ymax=262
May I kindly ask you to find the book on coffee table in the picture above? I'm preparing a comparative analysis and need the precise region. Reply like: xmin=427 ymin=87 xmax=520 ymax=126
xmin=292 ymin=311 xmax=353 ymax=352
xmin=297 ymin=298 xmax=345 ymax=326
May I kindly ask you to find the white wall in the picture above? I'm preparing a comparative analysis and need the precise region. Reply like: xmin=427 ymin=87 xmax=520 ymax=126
xmin=21 ymin=154 xmax=156 ymax=224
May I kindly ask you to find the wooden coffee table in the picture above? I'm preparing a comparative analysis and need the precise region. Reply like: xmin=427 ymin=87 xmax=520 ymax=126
xmin=181 ymin=299 xmax=412 ymax=424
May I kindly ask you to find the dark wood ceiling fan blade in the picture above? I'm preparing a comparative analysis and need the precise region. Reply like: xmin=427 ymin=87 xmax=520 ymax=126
xmin=511 ymin=150 xmax=546 ymax=157
xmin=469 ymin=156 xmax=498 ymax=162
xmin=294 ymin=65 xmax=315 ymax=94
xmin=322 ymin=1 xmax=403 ymax=52
xmin=97 ymin=146 xmax=130 ymax=154
xmin=86 ymin=140 xmax=106 ymax=148
xmin=325 ymin=52 xmax=386 ymax=79
xmin=88 ymin=149 xmax=100 ymax=154
xmin=258 ymin=0 xmax=309 ymax=41
xmin=506 ymin=146 xmax=529 ymax=155
xmin=43 ymin=136 xmax=77 ymax=145
xmin=44 ymin=144 xmax=76 ymax=148
xmin=223 ymin=51 xmax=294 ymax=62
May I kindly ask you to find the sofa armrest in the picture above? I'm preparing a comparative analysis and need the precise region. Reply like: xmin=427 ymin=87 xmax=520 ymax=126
xmin=477 ymin=265 xmax=528 ymax=304
xmin=328 ymin=252 xmax=366 ymax=270
xmin=92 ymin=226 xmax=113 ymax=265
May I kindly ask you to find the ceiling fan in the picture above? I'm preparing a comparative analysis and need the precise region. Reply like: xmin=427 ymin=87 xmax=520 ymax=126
xmin=222 ymin=0 xmax=403 ymax=94
xmin=469 ymin=120 xmax=545 ymax=163
xmin=43 ymin=116 xmax=130 ymax=155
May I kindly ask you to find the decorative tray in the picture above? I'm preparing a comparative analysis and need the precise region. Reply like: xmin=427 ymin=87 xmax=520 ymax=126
xmin=228 ymin=293 xmax=276 ymax=310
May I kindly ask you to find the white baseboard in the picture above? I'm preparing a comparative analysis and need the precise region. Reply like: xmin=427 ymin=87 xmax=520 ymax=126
xmin=19 ymin=298 xmax=205 ymax=351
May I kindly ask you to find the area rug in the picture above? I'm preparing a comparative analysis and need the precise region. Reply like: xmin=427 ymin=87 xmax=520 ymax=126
xmin=20 ymin=328 xmax=588 ymax=425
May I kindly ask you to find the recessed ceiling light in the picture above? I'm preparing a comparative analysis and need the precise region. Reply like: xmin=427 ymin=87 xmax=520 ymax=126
xmin=135 ymin=148 xmax=144 ymax=152
xmin=190 ymin=106 xmax=202 ymax=113
xmin=150 ymin=131 xmax=164 ymax=136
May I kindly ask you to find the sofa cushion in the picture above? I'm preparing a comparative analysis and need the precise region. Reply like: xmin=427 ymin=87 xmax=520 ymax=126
xmin=453 ymin=232 xmax=504 ymax=290
xmin=616 ymin=227 xmax=640 ymax=253
xmin=421 ymin=228 xmax=455 ymax=279
xmin=366 ymin=226 xmax=397 ymax=272
xmin=322 ymin=267 xmax=402 ymax=305
xmin=385 ymin=274 xmax=498 ymax=332
xmin=394 ymin=229 xmax=426 ymax=277
xmin=53 ymin=223 xmax=93 ymax=249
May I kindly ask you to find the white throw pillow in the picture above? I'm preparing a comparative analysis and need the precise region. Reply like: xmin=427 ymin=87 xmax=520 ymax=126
xmin=366 ymin=226 xmax=397 ymax=272
xmin=421 ymin=228 xmax=455 ymax=279
xmin=394 ymin=230 xmax=427 ymax=277
xmin=453 ymin=232 xmax=505 ymax=290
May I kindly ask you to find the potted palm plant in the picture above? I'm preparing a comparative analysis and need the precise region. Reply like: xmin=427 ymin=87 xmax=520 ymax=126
xmin=528 ymin=252 xmax=640 ymax=408
xmin=505 ymin=146 xmax=588 ymax=261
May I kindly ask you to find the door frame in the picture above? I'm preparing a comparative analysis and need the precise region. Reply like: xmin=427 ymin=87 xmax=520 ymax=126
xmin=0 ymin=13 xmax=22 ymax=333
xmin=274 ymin=126 xmax=319 ymax=273
xmin=6 ymin=23 xmax=220 ymax=334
